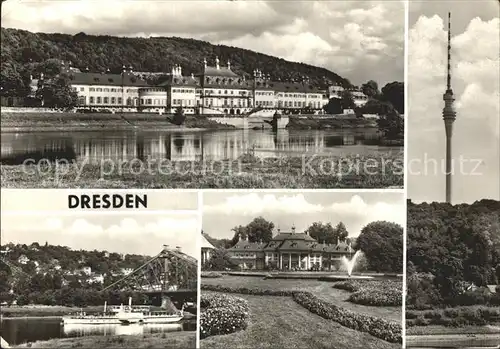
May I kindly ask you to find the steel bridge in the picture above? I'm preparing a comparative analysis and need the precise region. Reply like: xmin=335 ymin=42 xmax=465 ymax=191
xmin=102 ymin=245 xmax=197 ymax=304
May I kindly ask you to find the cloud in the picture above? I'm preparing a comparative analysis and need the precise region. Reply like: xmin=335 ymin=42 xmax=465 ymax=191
xmin=1 ymin=214 xmax=199 ymax=258
xmin=2 ymin=0 xmax=404 ymax=85
xmin=408 ymin=15 xmax=499 ymax=203
xmin=203 ymin=193 xmax=404 ymax=238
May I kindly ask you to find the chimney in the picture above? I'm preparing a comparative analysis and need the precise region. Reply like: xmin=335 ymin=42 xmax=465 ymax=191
xmin=291 ymin=225 xmax=296 ymax=233
xmin=163 ymin=244 xmax=169 ymax=250
xmin=176 ymin=246 xmax=181 ymax=251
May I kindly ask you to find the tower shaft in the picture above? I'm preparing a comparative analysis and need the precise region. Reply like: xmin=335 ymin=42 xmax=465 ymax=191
xmin=442 ymin=12 xmax=456 ymax=204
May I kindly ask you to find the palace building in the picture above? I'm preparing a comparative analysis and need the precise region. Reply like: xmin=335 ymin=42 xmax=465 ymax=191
xmin=226 ymin=226 xmax=355 ymax=271
xmin=55 ymin=58 xmax=330 ymax=115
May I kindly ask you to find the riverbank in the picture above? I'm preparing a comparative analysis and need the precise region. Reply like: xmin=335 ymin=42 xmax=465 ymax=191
xmin=1 ymin=305 xmax=103 ymax=318
xmin=1 ymin=153 xmax=404 ymax=189
xmin=0 ymin=112 xmax=235 ymax=132
xmin=286 ymin=115 xmax=378 ymax=130
xmin=13 ymin=331 xmax=196 ymax=348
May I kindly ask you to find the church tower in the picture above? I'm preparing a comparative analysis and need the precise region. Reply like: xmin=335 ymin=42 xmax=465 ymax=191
xmin=442 ymin=12 xmax=456 ymax=204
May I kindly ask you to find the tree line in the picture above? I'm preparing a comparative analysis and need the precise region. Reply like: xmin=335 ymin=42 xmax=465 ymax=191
xmin=407 ymin=200 xmax=500 ymax=308
xmin=1 ymin=27 xmax=350 ymax=98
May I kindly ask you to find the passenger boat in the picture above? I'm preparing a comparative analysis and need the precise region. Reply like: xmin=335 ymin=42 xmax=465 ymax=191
xmin=62 ymin=298 xmax=184 ymax=325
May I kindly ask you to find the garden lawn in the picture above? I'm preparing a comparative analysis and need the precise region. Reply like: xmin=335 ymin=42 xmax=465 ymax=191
xmin=202 ymin=276 xmax=402 ymax=322
xmin=201 ymin=294 xmax=400 ymax=349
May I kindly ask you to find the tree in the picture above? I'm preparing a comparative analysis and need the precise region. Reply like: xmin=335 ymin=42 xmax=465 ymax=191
xmin=304 ymin=222 xmax=336 ymax=244
xmin=356 ymin=221 xmax=403 ymax=273
xmin=171 ymin=107 xmax=186 ymax=125
xmin=323 ymin=98 xmax=342 ymax=114
xmin=245 ymin=217 xmax=274 ymax=243
xmin=380 ymin=81 xmax=404 ymax=114
xmin=361 ymin=80 xmax=380 ymax=99
xmin=333 ymin=222 xmax=349 ymax=242
xmin=38 ymin=75 xmax=78 ymax=108
xmin=340 ymin=90 xmax=356 ymax=109
xmin=205 ymin=249 xmax=238 ymax=271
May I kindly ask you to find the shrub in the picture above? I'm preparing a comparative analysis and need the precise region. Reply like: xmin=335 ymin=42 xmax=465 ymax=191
xmin=201 ymin=284 xmax=293 ymax=297
xmin=200 ymin=293 xmax=249 ymax=339
xmin=293 ymin=292 xmax=401 ymax=343
xmin=333 ymin=280 xmax=402 ymax=306
xmin=201 ymin=272 xmax=223 ymax=278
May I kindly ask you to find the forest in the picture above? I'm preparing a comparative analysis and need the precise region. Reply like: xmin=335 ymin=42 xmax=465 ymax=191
xmin=407 ymin=199 xmax=500 ymax=308
xmin=1 ymin=27 xmax=349 ymax=97
xmin=0 ymin=243 xmax=151 ymax=306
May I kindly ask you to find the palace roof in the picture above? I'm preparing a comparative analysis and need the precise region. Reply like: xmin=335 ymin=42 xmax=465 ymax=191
xmin=201 ymin=234 xmax=216 ymax=250
xmin=202 ymin=66 xmax=240 ymax=78
xmin=65 ymin=72 xmax=150 ymax=87
xmin=230 ymin=239 xmax=266 ymax=252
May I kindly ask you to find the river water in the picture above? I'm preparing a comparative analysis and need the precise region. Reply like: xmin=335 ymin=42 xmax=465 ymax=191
xmin=0 ymin=129 xmax=401 ymax=165
xmin=0 ymin=317 xmax=196 ymax=345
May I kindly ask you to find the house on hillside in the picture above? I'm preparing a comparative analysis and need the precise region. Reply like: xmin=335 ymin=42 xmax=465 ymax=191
xmin=80 ymin=266 xmax=92 ymax=275
xmin=17 ymin=255 xmax=29 ymax=264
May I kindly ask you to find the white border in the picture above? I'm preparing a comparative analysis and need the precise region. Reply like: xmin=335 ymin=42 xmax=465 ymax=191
xmin=402 ymin=0 xmax=409 ymax=347
xmin=196 ymin=190 xmax=203 ymax=349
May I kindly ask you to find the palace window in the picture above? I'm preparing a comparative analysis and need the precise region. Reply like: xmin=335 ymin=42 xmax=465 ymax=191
xmin=96 ymin=97 xmax=101 ymax=104
xmin=89 ymin=96 xmax=95 ymax=104
xmin=104 ymin=88 xmax=110 ymax=92
xmin=118 ymin=97 xmax=122 ymax=104
xmin=103 ymin=97 xmax=109 ymax=104
xmin=111 ymin=97 xmax=116 ymax=104
xmin=147 ymin=98 xmax=152 ymax=105
xmin=80 ymin=87 xmax=84 ymax=92
xmin=90 ymin=88 xmax=95 ymax=92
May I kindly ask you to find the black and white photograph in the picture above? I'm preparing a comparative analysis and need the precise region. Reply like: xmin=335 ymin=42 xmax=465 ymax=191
xmin=0 ymin=211 xmax=199 ymax=348
xmin=406 ymin=1 xmax=500 ymax=348
xmin=200 ymin=191 xmax=404 ymax=348
xmin=1 ymin=0 xmax=404 ymax=189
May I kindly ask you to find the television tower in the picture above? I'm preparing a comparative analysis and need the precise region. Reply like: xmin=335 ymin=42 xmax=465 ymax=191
xmin=442 ymin=12 xmax=456 ymax=204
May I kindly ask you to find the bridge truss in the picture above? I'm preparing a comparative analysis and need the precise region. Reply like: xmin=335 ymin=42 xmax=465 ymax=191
xmin=102 ymin=246 xmax=197 ymax=293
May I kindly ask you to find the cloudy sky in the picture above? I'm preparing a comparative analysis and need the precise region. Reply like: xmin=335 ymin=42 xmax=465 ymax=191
xmin=408 ymin=0 xmax=500 ymax=204
xmin=1 ymin=0 xmax=404 ymax=86
xmin=1 ymin=212 xmax=200 ymax=258
xmin=203 ymin=192 xmax=404 ymax=240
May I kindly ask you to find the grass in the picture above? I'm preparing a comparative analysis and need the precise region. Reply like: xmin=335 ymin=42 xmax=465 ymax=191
xmin=406 ymin=325 xmax=500 ymax=335
xmin=0 ymin=152 xmax=404 ymax=189
xmin=1 ymin=305 xmax=103 ymax=318
xmin=13 ymin=331 xmax=196 ymax=348
xmin=406 ymin=332 xmax=500 ymax=348
xmin=202 ymin=276 xmax=402 ymax=322
xmin=201 ymin=294 xmax=399 ymax=349
xmin=0 ymin=112 xmax=235 ymax=130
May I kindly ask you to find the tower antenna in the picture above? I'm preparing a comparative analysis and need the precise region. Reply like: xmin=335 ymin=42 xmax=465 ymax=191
xmin=442 ymin=12 xmax=456 ymax=204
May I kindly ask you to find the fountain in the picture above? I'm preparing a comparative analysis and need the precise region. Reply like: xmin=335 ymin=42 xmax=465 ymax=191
xmin=324 ymin=250 xmax=374 ymax=281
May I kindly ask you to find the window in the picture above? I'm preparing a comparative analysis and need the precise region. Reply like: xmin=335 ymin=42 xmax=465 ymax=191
xmin=97 ymin=88 xmax=103 ymax=92
xmin=118 ymin=97 xmax=122 ymax=104
xmin=147 ymin=98 xmax=152 ymax=105
xmin=103 ymin=97 xmax=109 ymax=104
xmin=104 ymin=88 xmax=110 ymax=92
xmin=90 ymin=88 xmax=95 ymax=92
xmin=90 ymin=96 xmax=95 ymax=104
xmin=111 ymin=97 xmax=116 ymax=104
xmin=96 ymin=97 xmax=101 ymax=104
xmin=80 ymin=87 xmax=84 ymax=92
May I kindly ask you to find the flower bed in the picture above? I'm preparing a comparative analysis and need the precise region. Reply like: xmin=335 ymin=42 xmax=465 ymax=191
xmin=200 ymin=293 xmax=249 ymax=339
xmin=293 ymin=292 xmax=402 ymax=343
xmin=201 ymin=284 xmax=293 ymax=296
xmin=333 ymin=280 xmax=402 ymax=306
xmin=201 ymin=284 xmax=401 ymax=343
xmin=201 ymin=271 xmax=223 ymax=278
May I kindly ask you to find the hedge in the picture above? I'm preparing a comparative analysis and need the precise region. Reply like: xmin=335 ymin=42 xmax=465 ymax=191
xmin=406 ymin=306 xmax=500 ymax=327
xmin=201 ymin=284 xmax=401 ymax=343
xmin=201 ymin=272 xmax=223 ymax=278
xmin=293 ymin=292 xmax=401 ymax=343
xmin=333 ymin=280 xmax=402 ymax=306
xmin=200 ymin=293 xmax=249 ymax=339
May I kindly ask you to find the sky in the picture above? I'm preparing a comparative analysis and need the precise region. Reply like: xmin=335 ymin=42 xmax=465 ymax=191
xmin=203 ymin=192 xmax=405 ymax=240
xmin=1 ymin=212 xmax=200 ymax=258
xmin=408 ymin=1 xmax=500 ymax=204
xmin=1 ymin=0 xmax=404 ymax=86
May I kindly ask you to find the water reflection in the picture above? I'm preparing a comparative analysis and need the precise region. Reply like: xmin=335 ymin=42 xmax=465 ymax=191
xmin=63 ymin=323 xmax=183 ymax=336
xmin=1 ymin=129 xmax=400 ymax=165
xmin=0 ymin=318 xmax=194 ymax=345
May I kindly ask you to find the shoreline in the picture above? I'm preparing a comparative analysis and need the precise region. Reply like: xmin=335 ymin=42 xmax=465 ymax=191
xmin=0 ymin=125 xmax=208 ymax=133
xmin=11 ymin=331 xmax=196 ymax=348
